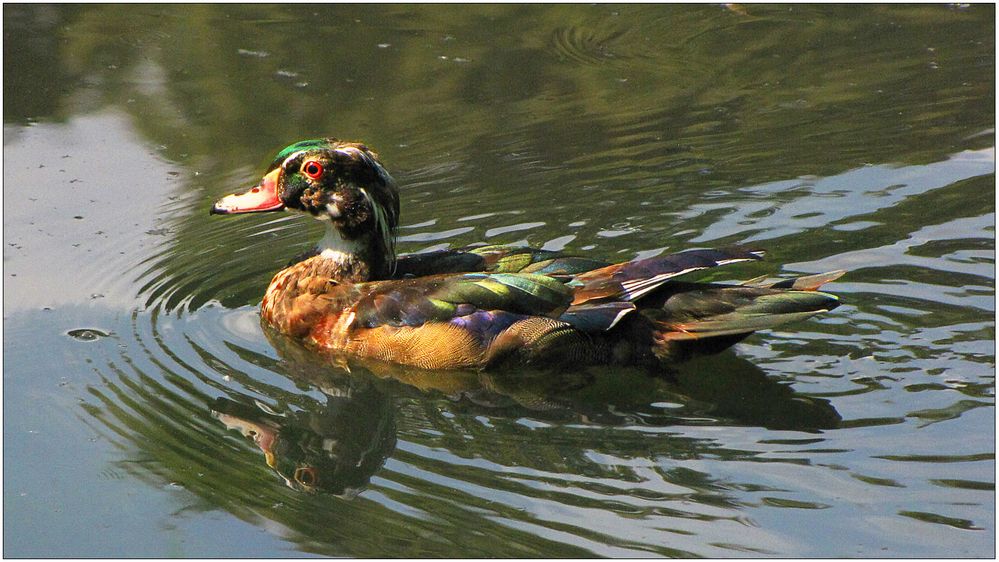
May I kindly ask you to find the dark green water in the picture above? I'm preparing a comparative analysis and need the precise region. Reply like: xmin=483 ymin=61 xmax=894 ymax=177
xmin=3 ymin=4 xmax=994 ymax=557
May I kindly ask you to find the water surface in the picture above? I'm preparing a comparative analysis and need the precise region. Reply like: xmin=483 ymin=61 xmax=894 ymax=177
xmin=3 ymin=4 xmax=994 ymax=557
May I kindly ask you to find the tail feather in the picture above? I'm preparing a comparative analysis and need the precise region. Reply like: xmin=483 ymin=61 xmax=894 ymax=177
xmin=650 ymin=286 xmax=840 ymax=343
xmin=743 ymin=270 xmax=846 ymax=291
xmin=659 ymin=309 xmax=830 ymax=341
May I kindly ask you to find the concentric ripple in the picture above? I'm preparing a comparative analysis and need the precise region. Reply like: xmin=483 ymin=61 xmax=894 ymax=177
xmin=548 ymin=26 xmax=631 ymax=66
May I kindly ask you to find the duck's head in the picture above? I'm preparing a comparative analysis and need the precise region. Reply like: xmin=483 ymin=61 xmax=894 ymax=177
xmin=212 ymin=139 xmax=400 ymax=272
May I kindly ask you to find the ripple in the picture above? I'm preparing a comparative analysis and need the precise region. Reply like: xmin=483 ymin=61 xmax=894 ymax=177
xmin=548 ymin=26 xmax=629 ymax=66
xmin=899 ymin=510 xmax=985 ymax=531
xmin=876 ymin=452 xmax=994 ymax=463
xmin=484 ymin=221 xmax=545 ymax=238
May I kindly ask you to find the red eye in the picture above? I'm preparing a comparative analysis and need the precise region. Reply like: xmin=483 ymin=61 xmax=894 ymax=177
xmin=302 ymin=160 xmax=323 ymax=179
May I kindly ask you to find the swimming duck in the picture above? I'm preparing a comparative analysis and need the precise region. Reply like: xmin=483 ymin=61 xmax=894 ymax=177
xmin=212 ymin=138 xmax=842 ymax=371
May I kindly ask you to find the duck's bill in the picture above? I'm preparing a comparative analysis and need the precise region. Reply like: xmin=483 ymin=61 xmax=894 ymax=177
xmin=211 ymin=168 xmax=284 ymax=214
xmin=213 ymin=412 xmax=279 ymax=468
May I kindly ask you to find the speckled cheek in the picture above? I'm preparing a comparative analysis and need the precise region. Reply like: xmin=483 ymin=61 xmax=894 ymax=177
xmin=300 ymin=187 xmax=326 ymax=211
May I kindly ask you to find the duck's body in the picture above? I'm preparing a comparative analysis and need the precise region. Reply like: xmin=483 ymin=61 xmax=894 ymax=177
xmin=213 ymin=139 xmax=842 ymax=372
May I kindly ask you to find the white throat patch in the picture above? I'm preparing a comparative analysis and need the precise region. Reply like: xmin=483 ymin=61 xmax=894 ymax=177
xmin=317 ymin=223 xmax=363 ymax=263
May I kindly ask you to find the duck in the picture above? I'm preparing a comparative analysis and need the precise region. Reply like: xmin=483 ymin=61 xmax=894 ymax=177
xmin=211 ymin=138 xmax=843 ymax=372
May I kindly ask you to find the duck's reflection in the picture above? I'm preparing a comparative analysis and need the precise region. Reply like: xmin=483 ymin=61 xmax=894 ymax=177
xmin=213 ymin=325 xmax=840 ymax=495
xmin=212 ymin=376 xmax=395 ymax=497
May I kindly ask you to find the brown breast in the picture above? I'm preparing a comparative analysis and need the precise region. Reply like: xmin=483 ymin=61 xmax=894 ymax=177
xmin=262 ymin=257 xmax=353 ymax=340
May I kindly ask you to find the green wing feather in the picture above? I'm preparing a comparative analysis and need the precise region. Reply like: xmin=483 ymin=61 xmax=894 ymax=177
xmin=353 ymin=273 xmax=572 ymax=329
xmin=434 ymin=273 xmax=571 ymax=315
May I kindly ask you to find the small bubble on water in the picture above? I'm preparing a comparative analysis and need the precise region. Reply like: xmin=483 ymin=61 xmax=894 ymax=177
xmin=237 ymin=48 xmax=269 ymax=58
xmin=67 ymin=328 xmax=110 ymax=341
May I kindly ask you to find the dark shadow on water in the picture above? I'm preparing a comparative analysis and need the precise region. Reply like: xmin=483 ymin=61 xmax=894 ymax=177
xmin=212 ymin=323 xmax=840 ymax=498
xmin=672 ymin=353 xmax=842 ymax=432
